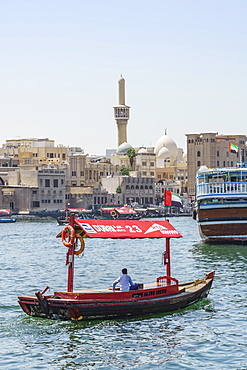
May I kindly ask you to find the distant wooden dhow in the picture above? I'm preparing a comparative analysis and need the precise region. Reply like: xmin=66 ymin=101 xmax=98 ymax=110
xmin=195 ymin=162 xmax=247 ymax=244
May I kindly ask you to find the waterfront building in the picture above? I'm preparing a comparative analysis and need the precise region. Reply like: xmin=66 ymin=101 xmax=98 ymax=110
xmin=101 ymin=175 xmax=156 ymax=206
xmin=1 ymin=165 xmax=66 ymax=212
xmin=186 ymin=132 xmax=247 ymax=198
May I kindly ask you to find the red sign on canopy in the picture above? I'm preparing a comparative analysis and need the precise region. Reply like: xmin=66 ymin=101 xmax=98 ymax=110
xmin=0 ymin=209 xmax=11 ymax=214
xmin=75 ymin=219 xmax=182 ymax=239
xmin=101 ymin=206 xmax=137 ymax=214
xmin=68 ymin=208 xmax=89 ymax=213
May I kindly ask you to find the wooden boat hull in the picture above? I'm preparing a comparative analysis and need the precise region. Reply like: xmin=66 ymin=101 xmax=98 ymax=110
xmin=197 ymin=206 xmax=247 ymax=244
xmin=18 ymin=272 xmax=214 ymax=321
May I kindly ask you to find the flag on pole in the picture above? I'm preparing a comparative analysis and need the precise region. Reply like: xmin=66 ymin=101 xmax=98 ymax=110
xmin=171 ymin=193 xmax=183 ymax=208
xmin=164 ymin=190 xmax=172 ymax=206
xmin=228 ymin=143 xmax=238 ymax=154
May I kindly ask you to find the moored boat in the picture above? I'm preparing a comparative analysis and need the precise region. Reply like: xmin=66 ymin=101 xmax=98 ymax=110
xmin=57 ymin=208 xmax=92 ymax=225
xmin=195 ymin=162 xmax=247 ymax=244
xmin=99 ymin=206 xmax=142 ymax=220
xmin=0 ymin=209 xmax=16 ymax=223
xmin=18 ymin=217 xmax=214 ymax=321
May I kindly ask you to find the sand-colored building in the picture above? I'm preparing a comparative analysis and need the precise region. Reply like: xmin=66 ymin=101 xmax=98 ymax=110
xmin=186 ymin=132 xmax=247 ymax=197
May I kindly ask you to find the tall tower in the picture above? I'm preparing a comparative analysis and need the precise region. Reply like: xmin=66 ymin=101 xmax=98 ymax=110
xmin=113 ymin=76 xmax=130 ymax=147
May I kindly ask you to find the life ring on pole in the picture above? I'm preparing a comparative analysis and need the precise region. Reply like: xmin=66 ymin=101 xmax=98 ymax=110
xmin=74 ymin=235 xmax=85 ymax=255
xmin=111 ymin=210 xmax=118 ymax=218
xmin=62 ymin=225 xmax=75 ymax=247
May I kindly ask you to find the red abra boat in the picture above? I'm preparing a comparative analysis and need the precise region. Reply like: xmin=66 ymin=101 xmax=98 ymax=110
xmin=18 ymin=217 xmax=214 ymax=321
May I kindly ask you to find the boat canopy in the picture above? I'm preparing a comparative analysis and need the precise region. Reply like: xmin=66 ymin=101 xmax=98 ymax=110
xmin=0 ymin=209 xmax=11 ymax=214
xmin=74 ymin=219 xmax=182 ymax=239
xmin=101 ymin=206 xmax=137 ymax=215
xmin=68 ymin=208 xmax=90 ymax=213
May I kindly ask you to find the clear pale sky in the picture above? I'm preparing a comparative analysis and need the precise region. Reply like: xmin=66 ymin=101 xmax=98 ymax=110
xmin=1 ymin=1 xmax=247 ymax=155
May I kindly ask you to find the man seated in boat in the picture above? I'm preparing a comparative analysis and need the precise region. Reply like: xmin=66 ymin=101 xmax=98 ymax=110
xmin=112 ymin=268 xmax=139 ymax=291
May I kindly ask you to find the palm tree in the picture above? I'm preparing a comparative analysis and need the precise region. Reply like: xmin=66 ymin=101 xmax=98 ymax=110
xmin=126 ymin=148 xmax=137 ymax=170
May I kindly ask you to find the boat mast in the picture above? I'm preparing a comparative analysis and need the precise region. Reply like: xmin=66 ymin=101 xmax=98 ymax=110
xmin=67 ymin=213 xmax=75 ymax=292
xmin=163 ymin=237 xmax=171 ymax=277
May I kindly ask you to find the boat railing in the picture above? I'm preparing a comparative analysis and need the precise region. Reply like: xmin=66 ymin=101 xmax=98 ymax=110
xmin=197 ymin=182 xmax=247 ymax=196
xmin=156 ymin=276 xmax=178 ymax=286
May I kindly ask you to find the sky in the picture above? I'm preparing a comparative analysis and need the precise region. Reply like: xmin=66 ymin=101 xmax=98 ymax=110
xmin=1 ymin=0 xmax=247 ymax=155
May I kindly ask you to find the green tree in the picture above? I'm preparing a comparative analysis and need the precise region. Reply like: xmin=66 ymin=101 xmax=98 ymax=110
xmin=127 ymin=148 xmax=137 ymax=170
xmin=116 ymin=186 xmax=122 ymax=193
xmin=120 ymin=167 xmax=131 ymax=175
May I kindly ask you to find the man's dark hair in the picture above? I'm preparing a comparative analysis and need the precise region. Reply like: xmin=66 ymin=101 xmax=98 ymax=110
xmin=122 ymin=268 xmax=127 ymax=274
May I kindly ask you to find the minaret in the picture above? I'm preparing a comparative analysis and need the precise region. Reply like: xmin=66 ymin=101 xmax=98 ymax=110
xmin=113 ymin=76 xmax=130 ymax=147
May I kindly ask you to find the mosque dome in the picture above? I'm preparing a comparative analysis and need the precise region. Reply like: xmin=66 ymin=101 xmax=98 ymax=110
xmin=154 ymin=133 xmax=178 ymax=158
xmin=138 ymin=147 xmax=148 ymax=154
xmin=158 ymin=147 xmax=170 ymax=158
xmin=117 ymin=142 xmax=134 ymax=154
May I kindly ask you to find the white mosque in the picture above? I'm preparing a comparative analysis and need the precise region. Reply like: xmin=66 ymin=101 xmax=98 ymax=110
xmin=110 ymin=76 xmax=186 ymax=182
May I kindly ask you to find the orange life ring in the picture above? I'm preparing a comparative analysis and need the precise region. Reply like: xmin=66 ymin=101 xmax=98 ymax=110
xmin=74 ymin=235 xmax=85 ymax=255
xmin=62 ymin=225 xmax=75 ymax=247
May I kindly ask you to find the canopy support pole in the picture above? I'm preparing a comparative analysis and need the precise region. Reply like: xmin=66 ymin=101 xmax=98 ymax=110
xmin=163 ymin=237 xmax=171 ymax=277
xmin=67 ymin=214 xmax=75 ymax=292
xmin=166 ymin=237 xmax=171 ymax=277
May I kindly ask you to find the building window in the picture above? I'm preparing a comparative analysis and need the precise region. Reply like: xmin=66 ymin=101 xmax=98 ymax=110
xmin=80 ymin=171 xmax=84 ymax=176
xmin=32 ymin=190 xmax=37 ymax=194
xmin=45 ymin=179 xmax=50 ymax=187
xmin=197 ymin=151 xmax=201 ymax=157
xmin=61 ymin=179 xmax=64 ymax=185
xmin=150 ymin=162 xmax=154 ymax=166
xmin=142 ymin=162 xmax=147 ymax=166
xmin=53 ymin=179 xmax=58 ymax=187
xmin=197 ymin=161 xmax=201 ymax=167
xmin=32 ymin=201 xmax=40 ymax=207
xmin=72 ymin=171 xmax=76 ymax=176
xmin=217 ymin=151 xmax=219 ymax=157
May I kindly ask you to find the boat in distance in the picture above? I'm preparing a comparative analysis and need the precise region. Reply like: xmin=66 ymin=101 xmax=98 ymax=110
xmin=18 ymin=217 xmax=214 ymax=321
xmin=0 ymin=209 xmax=16 ymax=223
xmin=195 ymin=162 xmax=247 ymax=244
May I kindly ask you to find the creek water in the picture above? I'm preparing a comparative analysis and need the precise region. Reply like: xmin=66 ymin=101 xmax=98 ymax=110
xmin=1 ymin=217 xmax=247 ymax=369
